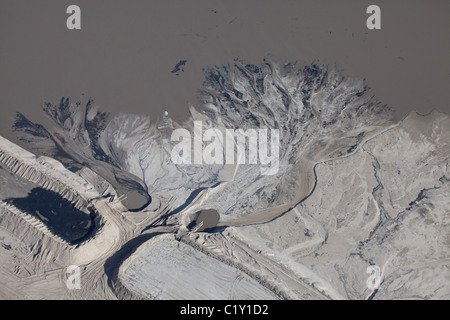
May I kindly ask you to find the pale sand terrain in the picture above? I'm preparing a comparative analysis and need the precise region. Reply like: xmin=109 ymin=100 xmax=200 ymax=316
xmin=119 ymin=234 xmax=279 ymax=300
xmin=219 ymin=111 xmax=450 ymax=299
xmin=0 ymin=110 xmax=448 ymax=299
xmin=0 ymin=133 xmax=287 ymax=299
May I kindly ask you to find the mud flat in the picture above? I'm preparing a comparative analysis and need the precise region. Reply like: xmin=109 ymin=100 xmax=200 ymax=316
xmin=120 ymin=234 xmax=280 ymax=300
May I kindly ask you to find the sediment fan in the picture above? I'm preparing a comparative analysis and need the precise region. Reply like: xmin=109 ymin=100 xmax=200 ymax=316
xmin=13 ymin=60 xmax=394 ymax=227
